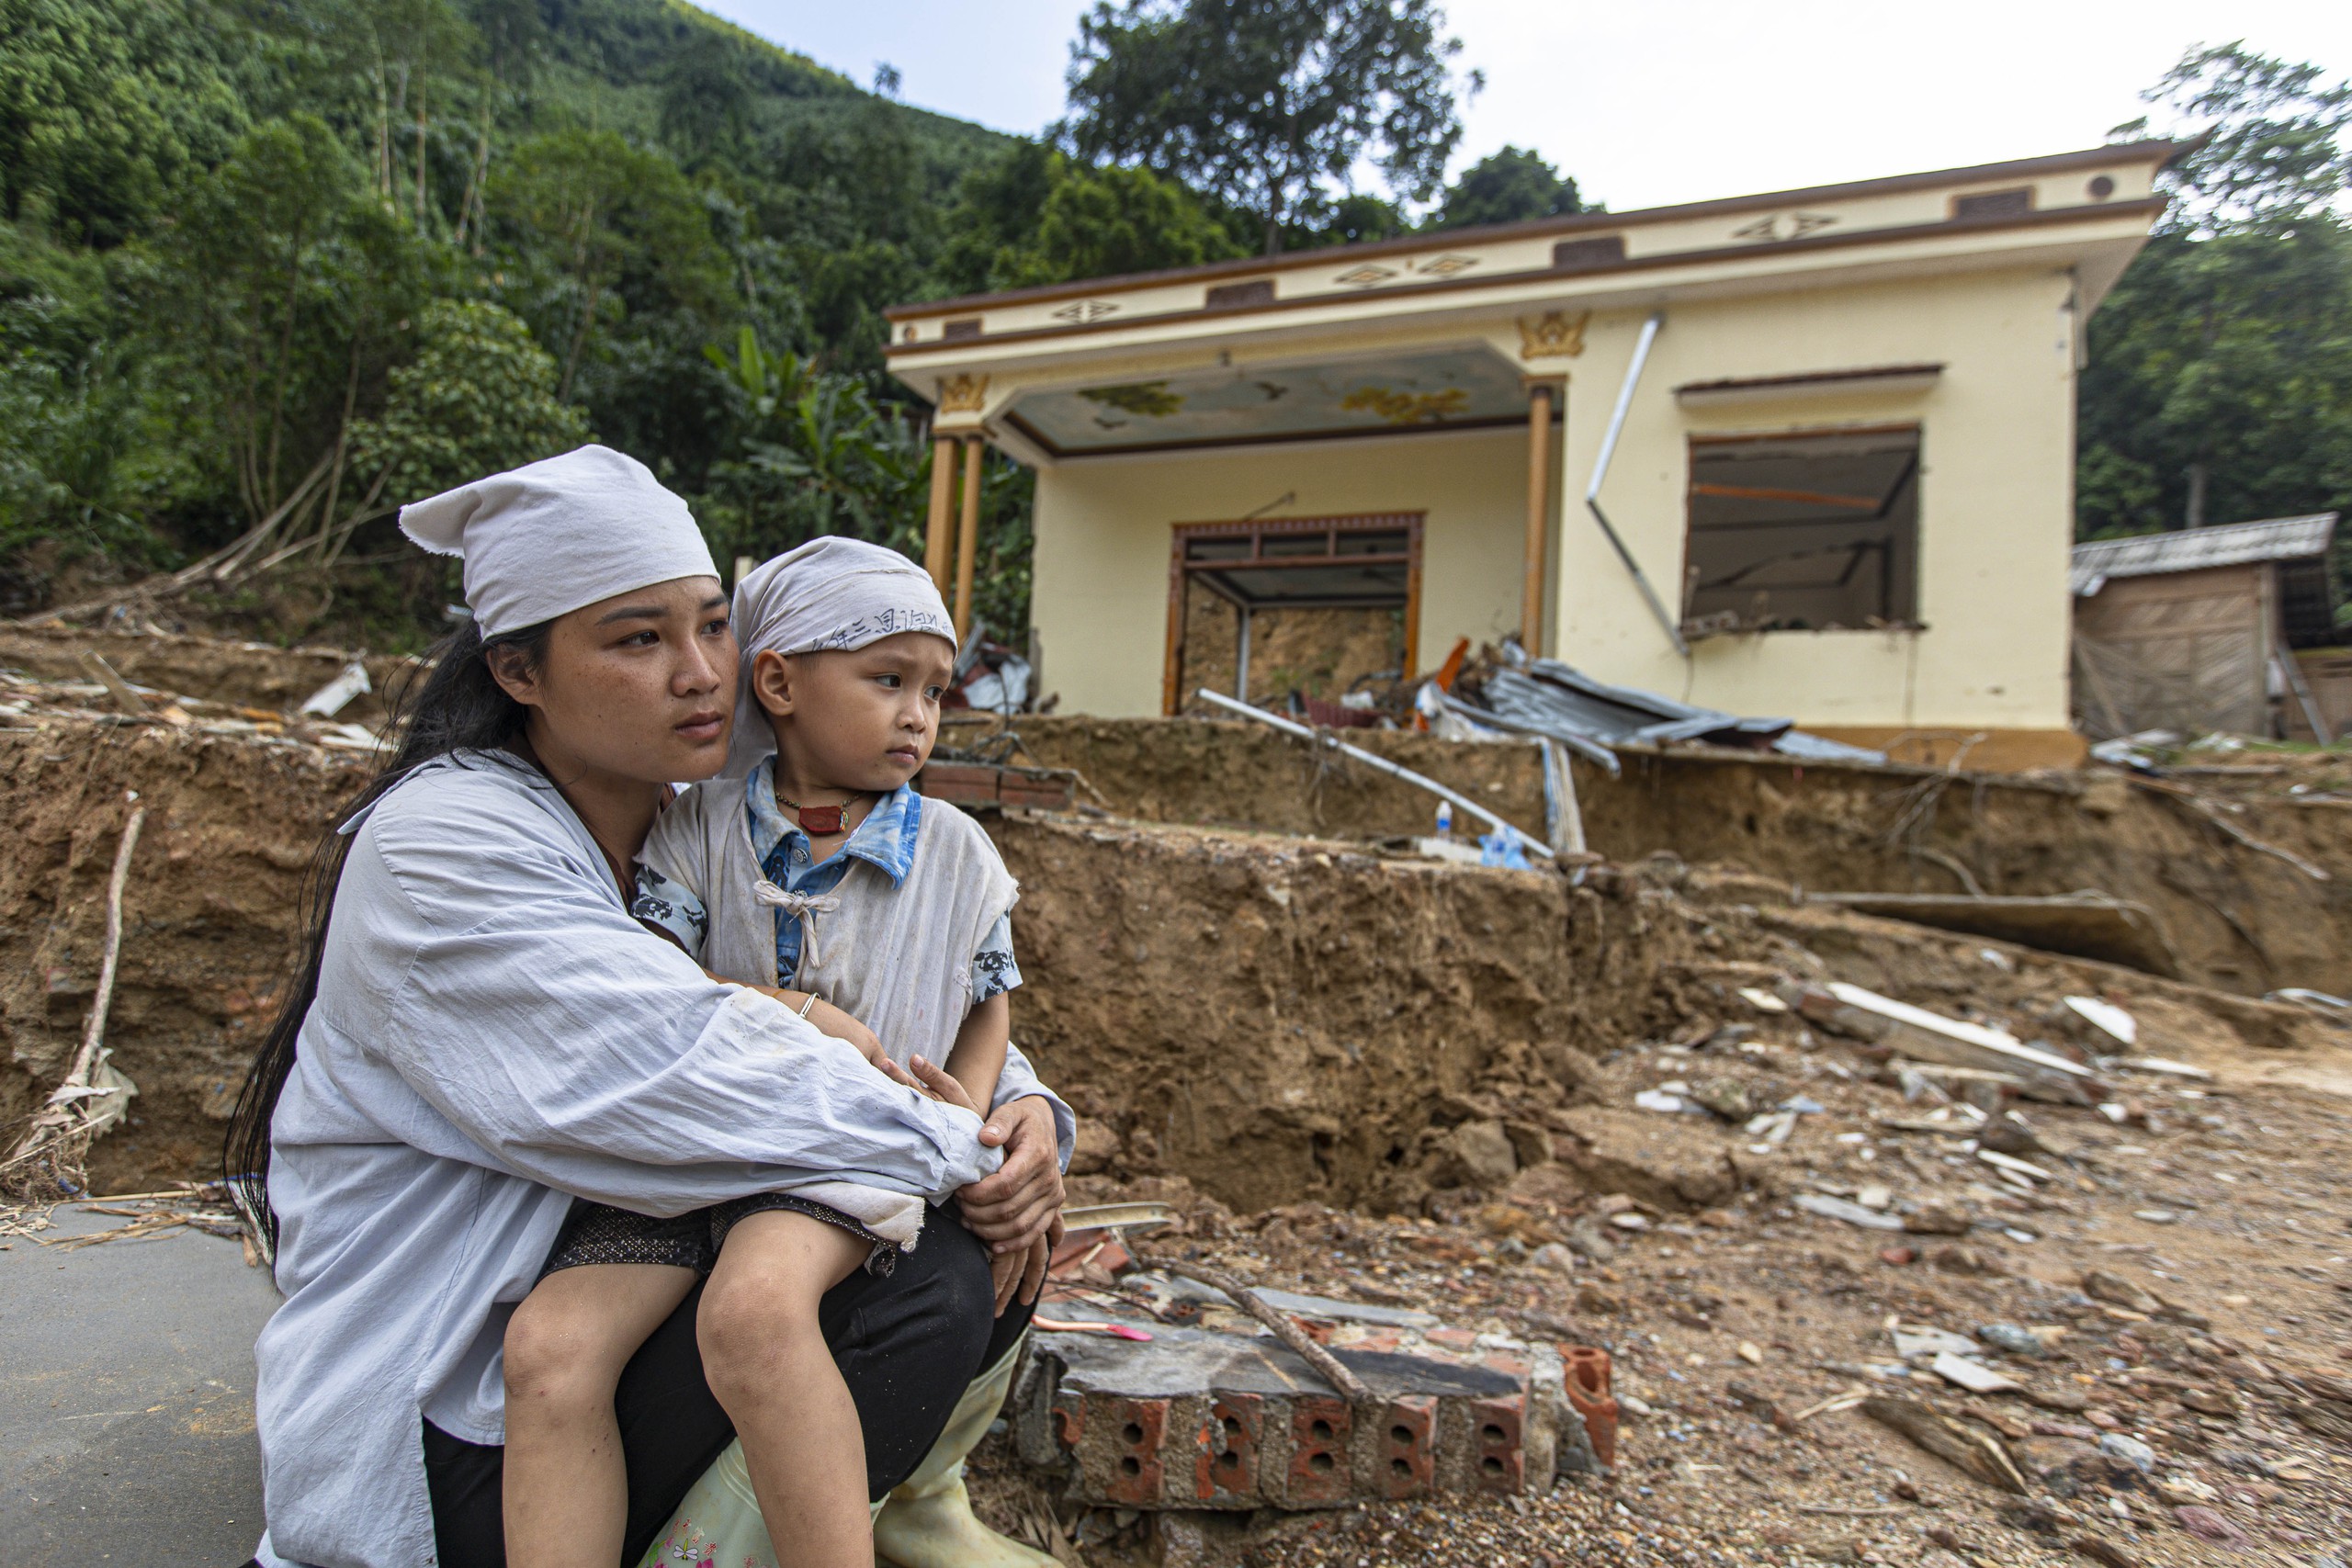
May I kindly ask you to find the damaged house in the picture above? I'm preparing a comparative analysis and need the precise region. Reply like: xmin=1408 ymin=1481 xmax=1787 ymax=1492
xmin=890 ymin=141 xmax=2180 ymax=771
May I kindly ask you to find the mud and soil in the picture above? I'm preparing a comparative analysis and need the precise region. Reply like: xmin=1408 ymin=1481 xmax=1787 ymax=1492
xmin=0 ymin=722 xmax=365 ymax=1193
xmin=963 ymin=715 xmax=2352 ymax=998
xmin=8 ymin=705 xmax=2339 ymax=1222
xmin=0 ymin=625 xmax=411 ymax=725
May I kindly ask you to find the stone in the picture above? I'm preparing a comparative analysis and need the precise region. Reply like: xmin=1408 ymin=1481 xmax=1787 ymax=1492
xmin=1068 ymin=1119 xmax=1123 ymax=1177
xmin=2174 ymin=1505 xmax=2247 ymax=1546
xmin=1905 ymin=1204 xmax=1974 ymax=1236
xmin=1566 ymin=1218 xmax=1617 ymax=1263
xmin=1527 ymin=1243 xmax=1577 ymax=1275
xmin=1445 ymin=1120 xmax=1520 ymax=1189
xmin=1555 ymin=1107 xmax=1744 ymax=1209
xmin=2081 ymin=1269 xmax=2160 ymax=1314
xmin=2098 ymin=1433 xmax=2155 ymax=1473
xmin=1929 ymin=1244 xmax=2000 ymax=1275
xmin=1978 ymin=1323 xmax=2047 ymax=1358
xmin=1690 ymin=1077 xmax=1753 ymax=1121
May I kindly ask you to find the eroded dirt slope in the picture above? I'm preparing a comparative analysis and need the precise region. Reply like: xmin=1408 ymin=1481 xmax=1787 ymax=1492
xmin=965 ymin=716 xmax=2352 ymax=998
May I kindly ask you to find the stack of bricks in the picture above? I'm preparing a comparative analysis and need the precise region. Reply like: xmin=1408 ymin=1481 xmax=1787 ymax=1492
xmin=914 ymin=760 xmax=1077 ymax=812
xmin=1010 ymin=1300 xmax=1606 ymax=1511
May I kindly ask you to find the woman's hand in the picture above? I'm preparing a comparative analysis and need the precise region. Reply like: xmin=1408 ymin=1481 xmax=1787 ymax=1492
xmin=888 ymin=1060 xmax=1056 ymax=1311
xmin=956 ymin=1096 xmax=1065 ymax=1264
xmin=989 ymin=1224 xmax=1058 ymax=1316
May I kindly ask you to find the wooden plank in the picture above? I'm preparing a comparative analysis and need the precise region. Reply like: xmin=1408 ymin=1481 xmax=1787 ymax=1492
xmin=1807 ymin=892 xmax=2181 ymax=978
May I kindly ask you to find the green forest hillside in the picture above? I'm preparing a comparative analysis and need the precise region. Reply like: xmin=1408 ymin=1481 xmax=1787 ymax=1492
xmin=0 ymin=0 xmax=1074 ymax=641
xmin=3 ymin=3 xmax=2347 ymax=653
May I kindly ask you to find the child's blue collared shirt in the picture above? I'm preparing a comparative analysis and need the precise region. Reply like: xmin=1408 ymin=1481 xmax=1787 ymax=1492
xmin=744 ymin=758 xmax=1021 ymax=998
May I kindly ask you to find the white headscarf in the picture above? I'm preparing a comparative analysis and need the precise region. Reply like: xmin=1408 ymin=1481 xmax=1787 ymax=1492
xmin=725 ymin=536 xmax=956 ymax=777
xmin=398 ymin=445 xmax=718 ymax=638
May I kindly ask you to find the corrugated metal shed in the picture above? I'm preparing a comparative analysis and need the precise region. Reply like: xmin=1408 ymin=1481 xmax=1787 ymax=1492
xmin=2071 ymin=513 xmax=2338 ymax=597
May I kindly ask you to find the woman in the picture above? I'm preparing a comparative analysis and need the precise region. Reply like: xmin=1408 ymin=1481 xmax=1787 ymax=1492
xmin=223 ymin=446 xmax=1069 ymax=1568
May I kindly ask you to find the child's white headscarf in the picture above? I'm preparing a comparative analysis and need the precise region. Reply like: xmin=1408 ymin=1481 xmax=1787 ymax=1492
xmin=398 ymin=445 xmax=717 ymax=638
xmin=726 ymin=536 xmax=957 ymax=777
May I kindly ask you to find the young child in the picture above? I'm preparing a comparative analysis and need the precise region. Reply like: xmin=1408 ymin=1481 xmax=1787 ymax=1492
xmin=498 ymin=536 xmax=1033 ymax=1568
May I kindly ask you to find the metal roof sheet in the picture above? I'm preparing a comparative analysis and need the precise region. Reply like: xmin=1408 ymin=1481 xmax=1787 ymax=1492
xmin=2072 ymin=514 xmax=2338 ymax=596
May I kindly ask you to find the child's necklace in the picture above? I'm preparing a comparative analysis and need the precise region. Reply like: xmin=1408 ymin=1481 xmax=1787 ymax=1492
xmin=782 ymin=792 xmax=868 ymax=836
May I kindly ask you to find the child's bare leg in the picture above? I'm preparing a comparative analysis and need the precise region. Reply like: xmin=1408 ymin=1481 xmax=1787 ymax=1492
xmin=503 ymin=1262 xmax=698 ymax=1568
xmin=696 ymin=1212 xmax=875 ymax=1568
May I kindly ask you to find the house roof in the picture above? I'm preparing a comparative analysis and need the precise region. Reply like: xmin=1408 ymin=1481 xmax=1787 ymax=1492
xmin=881 ymin=141 xmax=2177 ymax=413
xmin=2071 ymin=513 xmax=2341 ymax=596
xmin=888 ymin=141 xmax=2178 ymax=324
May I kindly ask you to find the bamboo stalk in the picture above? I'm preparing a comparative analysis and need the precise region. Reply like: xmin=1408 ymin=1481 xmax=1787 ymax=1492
xmin=1145 ymin=1254 xmax=1372 ymax=1404
xmin=3 ymin=795 xmax=145 ymax=1184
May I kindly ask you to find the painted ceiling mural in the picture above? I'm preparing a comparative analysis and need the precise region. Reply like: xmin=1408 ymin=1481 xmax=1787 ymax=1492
xmin=1007 ymin=346 xmax=1528 ymax=455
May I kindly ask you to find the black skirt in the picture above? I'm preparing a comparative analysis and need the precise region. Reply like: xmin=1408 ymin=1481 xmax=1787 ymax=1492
xmin=538 ymin=1192 xmax=898 ymax=1279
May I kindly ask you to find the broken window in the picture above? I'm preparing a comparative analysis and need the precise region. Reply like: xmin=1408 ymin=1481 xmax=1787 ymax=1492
xmin=1164 ymin=514 xmax=1422 ymax=715
xmin=1681 ymin=426 xmax=1921 ymax=637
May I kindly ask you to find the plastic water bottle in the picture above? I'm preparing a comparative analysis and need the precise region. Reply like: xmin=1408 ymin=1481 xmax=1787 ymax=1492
xmin=1434 ymin=801 xmax=1453 ymax=840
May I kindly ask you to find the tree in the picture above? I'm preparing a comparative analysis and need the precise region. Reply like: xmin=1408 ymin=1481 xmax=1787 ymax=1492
xmin=698 ymin=326 xmax=1035 ymax=630
xmin=1061 ymin=0 xmax=1475 ymax=254
xmin=942 ymin=143 xmax=1243 ymax=292
xmin=2114 ymin=43 xmax=2352 ymax=234
xmin=488 ymin=129 xmax=735 ymax=401
xmin=0 ymin=0 xmax=249 ymax=245
xmin=659 ymin=27 xmax=753 ymax=167
xmin=1434 ymin=144 xmax=1583 ymax=230
xmin=2077 ymin=45 xmax=2352 ymax=539
xmin=2076 ymin=226 xmax=2352 ymax=537
xmin=139 ymin=114 xmax=436 ymax=542
xmin=349 ymin=299 xmax=590 ymax=513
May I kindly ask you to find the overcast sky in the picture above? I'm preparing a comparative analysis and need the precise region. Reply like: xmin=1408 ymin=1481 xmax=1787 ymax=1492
xmin=699 ymin=1 xmax=2351 ymax=211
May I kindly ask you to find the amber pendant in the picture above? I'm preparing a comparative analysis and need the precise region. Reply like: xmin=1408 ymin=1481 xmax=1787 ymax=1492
xmin=795 ymin=804 xmax=844 ymax=834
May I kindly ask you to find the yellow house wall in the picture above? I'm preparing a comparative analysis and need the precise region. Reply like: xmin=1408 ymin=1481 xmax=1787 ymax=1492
xmin=1553 ymin=268 xmax=2079 ymax=731
xmin=1030 ymin=428 xmax=1530 ymax=716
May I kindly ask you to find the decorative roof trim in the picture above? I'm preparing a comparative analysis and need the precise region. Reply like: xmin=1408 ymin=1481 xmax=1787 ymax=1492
xmin=886 ymin=199 xmax=2165 ymax=360
xmin=885 ymin=141 xmax=2180 ymax=323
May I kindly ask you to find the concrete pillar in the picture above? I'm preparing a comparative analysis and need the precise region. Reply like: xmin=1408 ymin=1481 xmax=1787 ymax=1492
xmin=954 ymin=435 xmax=985 ymax=639
xmin=922 ymin=434 xmax=957 ymax=592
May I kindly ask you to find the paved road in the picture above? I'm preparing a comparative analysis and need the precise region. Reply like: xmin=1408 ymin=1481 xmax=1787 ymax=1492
xmin=0 ymin=1202 xmax=277 ymax=1566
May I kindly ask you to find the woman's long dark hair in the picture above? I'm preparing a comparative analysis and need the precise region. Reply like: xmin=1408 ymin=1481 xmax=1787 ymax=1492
xmin=222 ymin=616 xmax=552 ymax=1256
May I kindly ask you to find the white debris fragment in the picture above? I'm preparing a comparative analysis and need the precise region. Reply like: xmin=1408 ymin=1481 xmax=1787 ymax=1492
xmin=1826 ymin=982 xmax=2092 ymax=1079
xmin=2117 ymin=1056 xmax=2213 ymax=1081
xmin=1738 ymin=987 xmax=1789 ymax=1014
xmin=1893 ymin=1325 xmax=1980 ymax=1359
xmin=1793 ymin=1193 xmax=1906 ymax=1231
xmin=1635 ymin=1089 xmax=1694 ymax=1114
xmin=2064 ymin=995 xmax=2137 ymax=1047
xmin=1976 ymin=1148 xmax=2052 ymax=1182
xmin=1929 ymin=1352 xmax=2021 ymax=1393
xmin=300 ymin=660 xmax=372 ymax=717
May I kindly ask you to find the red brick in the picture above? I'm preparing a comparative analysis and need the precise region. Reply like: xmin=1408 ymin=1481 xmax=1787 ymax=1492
xmin=1375 ymin=1396 xmax=1436 ymax=1499
xmin=1095 ymin=1395 xmax=1169 ymax=1506
xmin=1282 ymin=1395 xmax=1352 ymax=1506
xmin=1470 ymin=1394 xmax=1525 ymax=1494
xmin=1194 ymin=1393 xmax=1261 ymax=1503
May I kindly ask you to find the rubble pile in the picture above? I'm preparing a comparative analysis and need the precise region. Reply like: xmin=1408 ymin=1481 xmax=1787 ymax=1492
xmin=3 ymin=626 xmax=2350 ymax=1567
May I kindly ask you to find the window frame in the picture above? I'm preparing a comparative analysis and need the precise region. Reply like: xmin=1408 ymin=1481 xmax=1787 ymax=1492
xmin=1680 ymin=422 xmax=1925 ymax=638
